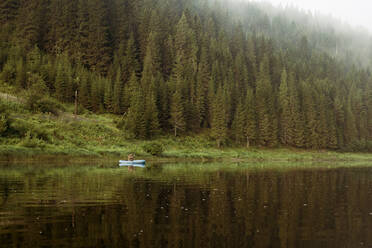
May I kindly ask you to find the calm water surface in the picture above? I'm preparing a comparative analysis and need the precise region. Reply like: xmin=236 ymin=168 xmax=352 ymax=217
xmin=1 ymin=162 xmax=372 ymax=248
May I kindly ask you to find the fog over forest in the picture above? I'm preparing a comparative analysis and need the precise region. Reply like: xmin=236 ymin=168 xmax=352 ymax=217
xmin=236 ymin=0 xmax=372 ymax=33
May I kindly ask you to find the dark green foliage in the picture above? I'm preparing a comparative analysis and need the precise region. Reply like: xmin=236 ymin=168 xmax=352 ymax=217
xmin=123 ymin=75 xmax=146 ymax=139
xmin=8 ymin=118 xmax=51 ymax=142
xmin=170 ymin=90 xmax=186 ymax=137
xmin=0 ymin=101 xmax=10 ymax=135
xmin=112 ymin=68 xmax=123 ymax=113
xmin=232 ymin=100 xmax=246 ymax=145
xmin=145 ymin=91 xmax=160 ymax=138
xmin=255 ymin=55 xmax=276 ymax=147
xmin=142 ymin=141 xmax=164 ymax=156
xmin=244 ymin=87 xmax=256 ymax=147
xmin=15 ymin=0 xmax=44 ymax=49
xmin=35 ymin=97 xmax=65 ymax=115
xmin=0 ymin=0 xmax=20 ymax=24
xmin=0 ymin=0 xmax=371 ymax=150
xmin=0 ymin=114 xmax=8 ymax=135
xmin=19 ymin=131 xmax=46 ymax=148
xmin=211 ymin=87 xmax=227 ymax=148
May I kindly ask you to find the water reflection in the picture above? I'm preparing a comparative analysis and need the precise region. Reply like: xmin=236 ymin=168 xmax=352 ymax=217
xmin=0 ymin=163 xmax=372 ymax=247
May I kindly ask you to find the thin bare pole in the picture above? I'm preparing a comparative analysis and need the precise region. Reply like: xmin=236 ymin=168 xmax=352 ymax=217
xmin=74 ymin=90 xmax=78 ymax=119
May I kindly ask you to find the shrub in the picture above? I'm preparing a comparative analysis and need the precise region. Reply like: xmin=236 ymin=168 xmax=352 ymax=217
xmin=142 ymin=142 xmax=164 ymax=156
xmin=8 ymin=119 xmax=51 ymax=142
xmin=366 ymin=141 xmax=372 ymax=152
xmin=36 ymin=97 xmax=65 ymax=115
xmin=0 ymin=114 xmax=8 ymax=135
xmin=343 ymin=140 xmax=372 ymax=153
xmin=19 ymin=131 xmax=46 ymax=148
xmin=24 ymin=90 xmax=41 ymax=112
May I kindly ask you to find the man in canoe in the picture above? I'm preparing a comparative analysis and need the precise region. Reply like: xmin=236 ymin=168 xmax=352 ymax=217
xmin=128 ymin=154 xmax=135 ymax=161
xmin=128 ymin=154 xmax=134 ymax=171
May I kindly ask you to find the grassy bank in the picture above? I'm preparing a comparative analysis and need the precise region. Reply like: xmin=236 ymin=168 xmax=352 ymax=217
xmin=0 ymin=89 xmax=372 ymax=164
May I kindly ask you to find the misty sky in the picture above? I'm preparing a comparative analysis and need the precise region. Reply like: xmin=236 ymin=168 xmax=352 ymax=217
xmin=252 ymin=0 xmax=372 ymax=32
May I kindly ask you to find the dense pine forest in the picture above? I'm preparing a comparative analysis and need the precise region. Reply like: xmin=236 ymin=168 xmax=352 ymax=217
xmin=0 ymin=0 xmax=372 ymax=151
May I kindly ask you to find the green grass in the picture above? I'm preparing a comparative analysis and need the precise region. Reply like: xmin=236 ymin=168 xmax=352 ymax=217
xmin=0 ymin=91 xmax=372 ymax=164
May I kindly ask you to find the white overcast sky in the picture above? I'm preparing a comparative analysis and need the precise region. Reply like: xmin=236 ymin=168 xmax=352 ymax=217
xmin=251 ymin=0 xmax=372 ymax=32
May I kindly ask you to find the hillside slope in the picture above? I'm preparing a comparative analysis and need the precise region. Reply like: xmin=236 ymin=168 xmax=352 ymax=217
xmin=0 ymin=0 xmax=371 ymax=151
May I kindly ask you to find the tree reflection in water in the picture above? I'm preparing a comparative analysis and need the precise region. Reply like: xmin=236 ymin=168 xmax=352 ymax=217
xmin=0 ymin=164 xmax=372 ymax=247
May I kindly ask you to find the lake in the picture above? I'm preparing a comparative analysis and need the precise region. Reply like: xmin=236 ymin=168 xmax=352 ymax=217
xmin=1 ymin=162 xmax=372 ymax=247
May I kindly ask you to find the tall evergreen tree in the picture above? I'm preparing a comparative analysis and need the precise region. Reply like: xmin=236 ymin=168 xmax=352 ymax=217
xmin=121 ymin=32 xmax=140 ymax=82
xmin=15 ymin=0 xmax=44 ymax=49
xmin=211 ymin=87 xmax=227 ymax=148
xmin=170 ymin=90 xmax=186 ymax=137
xmin=245 ymin=87 xmax=257 ymax=148
xmin=125 ymin=81 xmax=146 ymax=139
xmin=104 ymin=80 xmax=114 ymax=112
xmin=255 ymin=55 xmax=276 ymax=146
xmin=54 ymin=57 xmax=73 ymax=102
xmin=196 ymin=47 xmax=210 ymax=128
xmin=113 ymin=68 xmax=124 ymax=114
xmin=279 ymin=69 xmax=291 ymax=145
xmin=232 ymin=100 xmax=246 ymax=145
xmin=301 ymin=82 xmax=318 ymax=149
xmin=78 ymin=68 xmax=92 ymax=110
xmin=0 ymin=0 xmax=19 ymax=24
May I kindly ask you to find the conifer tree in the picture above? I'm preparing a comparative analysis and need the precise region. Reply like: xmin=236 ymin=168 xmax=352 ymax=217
xmin=0 ymin=0 xmax=19 ymax=24
xmin=245 ymin=87 xmax=257 ymax=148
xmin=334 ymin=94 xmax=345 ymax=148
xmin=86 ymin=0 xmax=112 ymax=75
xmin=232 ymin=100 xmax=246 ymax=145
xmin=279 ymin=69 xmax=290 ymax=145
xmin=26 ymin=45 xmax=41 ymax=73
xmin=113 ymin=68 xmax=124 ymax=114
xmin=288 ymin=72 xmax=304 ymax=147
xmin=211 ymin=87 xmax=227 ymax=148
xmin=157 ymin=79 xmax=171 ymax=130
xmin=170 ymin=90 xmax=186 ymax=137
xmin=45 ymin=0 xmax=77 ymax=54
xmin=111 ymin=0 xmax=130 ymax=48
xmin=141 ymin=31 xmax=162 ymax=92
xmin=125 ymin=83 xmax=146 ymax=139
xmin=122 ymin=72 xmax=138 ymax=114
xmin=344 ymin=90 xmax=358 ymax=145
xmin=196 ymin=47 xmax=211 ymax=128
xmin=301 ymin=82 xmax=318 ymax=148
xmin=90 ymin=76 xmax=104 ymax=112
xmin=15 ymin=0 xmax=44 ymax=49
xmin=246 ymin=37 xmax=258 ymax=85
xmin=15 ymin=58 xmax=26 ymax=89
xmin=145 ymin=87 xmax=160 ymax=138
xmin=316 ymin=93 xmax=328 ymax=148
xmin=78 ymin=69 xmax=92 ymax=111
xmin=77 ymin=0 xmax=90 ymax=66
xmin=366 ymin=84 xmax=372 ymax=140
xmin=104 ymin=80 xmax=114 ymax=112
xmin=122 ymin=33 xmax=140 ymax=82
xmin=255 ymin=55 xmax=274 ymax=146
xmin=327 ymin=111 xmax=339 ymax=149
xmin=55 ymin=61 xmax=70 ymax=102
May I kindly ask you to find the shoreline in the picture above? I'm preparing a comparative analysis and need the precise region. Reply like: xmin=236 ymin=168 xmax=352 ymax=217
xmin=1 ymin=145 xmax=371 ymax=164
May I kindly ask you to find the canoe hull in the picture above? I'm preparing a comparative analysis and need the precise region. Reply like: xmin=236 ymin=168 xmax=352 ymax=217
xmin=119 ymin=163 xmax=145 ymax=168
xmin=119 ymin=160 xmax=146 ymax=165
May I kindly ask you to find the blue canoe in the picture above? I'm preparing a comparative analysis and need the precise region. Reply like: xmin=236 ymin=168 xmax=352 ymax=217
xmin=119 ymin=160 xmax=146 ymax=164
xmin=119 ymin=163 xmax=145 ymax=168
